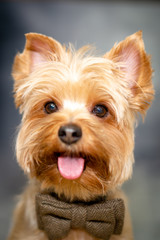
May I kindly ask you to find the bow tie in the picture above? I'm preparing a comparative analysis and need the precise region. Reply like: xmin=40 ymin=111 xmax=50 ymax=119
xmin=36 ymin=193 xmax=125 ymax=240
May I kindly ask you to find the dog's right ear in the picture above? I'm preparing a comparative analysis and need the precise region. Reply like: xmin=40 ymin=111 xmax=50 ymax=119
xmin=12 ymin=33 xmax=63 ymax=80
xmin=12 ymin=33 xmax=63 ymax=108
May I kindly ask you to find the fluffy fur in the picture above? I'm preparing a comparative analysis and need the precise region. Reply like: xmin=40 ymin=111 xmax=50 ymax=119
xmin=8 ymin=31 xmax=154 ymax=240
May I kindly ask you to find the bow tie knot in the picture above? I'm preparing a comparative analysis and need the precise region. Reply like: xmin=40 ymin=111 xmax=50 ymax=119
xmin=36 ymin=193 xmax=125 ymax=240
xmin=71 ymin=204 xmax=86 ymax=229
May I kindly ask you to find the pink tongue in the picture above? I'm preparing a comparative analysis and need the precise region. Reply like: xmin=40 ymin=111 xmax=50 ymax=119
xmin=58 ymin=157 xmax=85 ymax=180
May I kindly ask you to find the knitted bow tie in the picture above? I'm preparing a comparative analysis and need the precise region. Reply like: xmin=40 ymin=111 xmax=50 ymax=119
xmin=36 ymin=193 xmax=125 ymax=240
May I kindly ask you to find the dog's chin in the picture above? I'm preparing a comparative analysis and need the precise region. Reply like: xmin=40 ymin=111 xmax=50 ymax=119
xmin=34 ymin=151 xmax=109 ymax=201
xmin=34 ymin=151 xmax=110 ymax=201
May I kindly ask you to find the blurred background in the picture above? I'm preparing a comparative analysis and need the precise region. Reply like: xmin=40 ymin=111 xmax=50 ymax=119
xmin=0 ymin=1 xmax=160 ymax=239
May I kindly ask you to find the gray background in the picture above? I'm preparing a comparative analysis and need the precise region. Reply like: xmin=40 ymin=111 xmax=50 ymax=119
xmin=0 ymin=1 xmax=160 ymax=239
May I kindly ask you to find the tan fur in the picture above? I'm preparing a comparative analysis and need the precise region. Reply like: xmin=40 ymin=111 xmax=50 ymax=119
xmin=8 ymin=31 xmax=154 ymax=240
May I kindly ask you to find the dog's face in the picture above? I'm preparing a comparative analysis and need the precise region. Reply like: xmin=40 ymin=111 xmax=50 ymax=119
xmin=12 ymin=32 xmax=154 ymax=201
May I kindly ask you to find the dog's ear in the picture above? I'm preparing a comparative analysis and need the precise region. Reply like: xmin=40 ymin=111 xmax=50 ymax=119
xmin=12 ymin=33 xmax=63 ymax=80
xmin=105 ymin=31 xmax=154 ymax=117
xmin=12 ymin=33 xmax=63 ymax=108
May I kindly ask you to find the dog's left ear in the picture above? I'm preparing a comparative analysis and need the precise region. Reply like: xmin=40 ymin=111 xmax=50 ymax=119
xmin=105 ymin=31 xmax=154 ymax=117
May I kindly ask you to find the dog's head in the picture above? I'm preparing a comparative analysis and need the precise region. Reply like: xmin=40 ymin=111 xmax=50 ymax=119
xmin=12 ymin=32 xmax=154 ymax=201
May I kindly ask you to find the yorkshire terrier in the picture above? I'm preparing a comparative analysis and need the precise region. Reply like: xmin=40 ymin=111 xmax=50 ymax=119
xmin=8 ymin=31 xmax=154 ymax=240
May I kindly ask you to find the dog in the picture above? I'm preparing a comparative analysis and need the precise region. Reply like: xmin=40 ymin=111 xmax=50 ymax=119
xmin=8 ymin=31 xmax=154 ymax=240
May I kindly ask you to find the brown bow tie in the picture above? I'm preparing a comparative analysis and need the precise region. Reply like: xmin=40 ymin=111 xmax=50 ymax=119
xmin=36 ymin=193 xmax=125 ymax=240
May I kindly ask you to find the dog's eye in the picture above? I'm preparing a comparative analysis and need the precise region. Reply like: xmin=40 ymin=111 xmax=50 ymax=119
xmin=92 ymin=105 xmax=108 ymax=118
xmin=44 ymin=102 xmax=58 ymax=114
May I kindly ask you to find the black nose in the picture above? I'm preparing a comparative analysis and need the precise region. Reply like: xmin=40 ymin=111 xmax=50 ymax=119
xmin=58 ymin=124 xmax=82 ymax=145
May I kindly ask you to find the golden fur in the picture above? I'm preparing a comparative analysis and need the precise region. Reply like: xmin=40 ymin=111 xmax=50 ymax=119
xmin=8 ymin=31 xmax=154 ymax=240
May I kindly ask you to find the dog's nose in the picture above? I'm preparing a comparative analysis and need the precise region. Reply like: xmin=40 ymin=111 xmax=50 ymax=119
xmin=58 ymin=124 xmax=82 ymax=145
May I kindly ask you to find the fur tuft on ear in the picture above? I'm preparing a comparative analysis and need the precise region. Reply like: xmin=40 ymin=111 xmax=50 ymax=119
xmin=105 ymin=31 xmax=154 ymax=117
xmin=12 ymin=33 xmax=63 ymax=108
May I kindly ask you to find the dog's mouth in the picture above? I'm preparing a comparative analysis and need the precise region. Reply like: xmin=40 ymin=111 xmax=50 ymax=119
xmin=55 ymin=152 xmax=86 ymax=180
